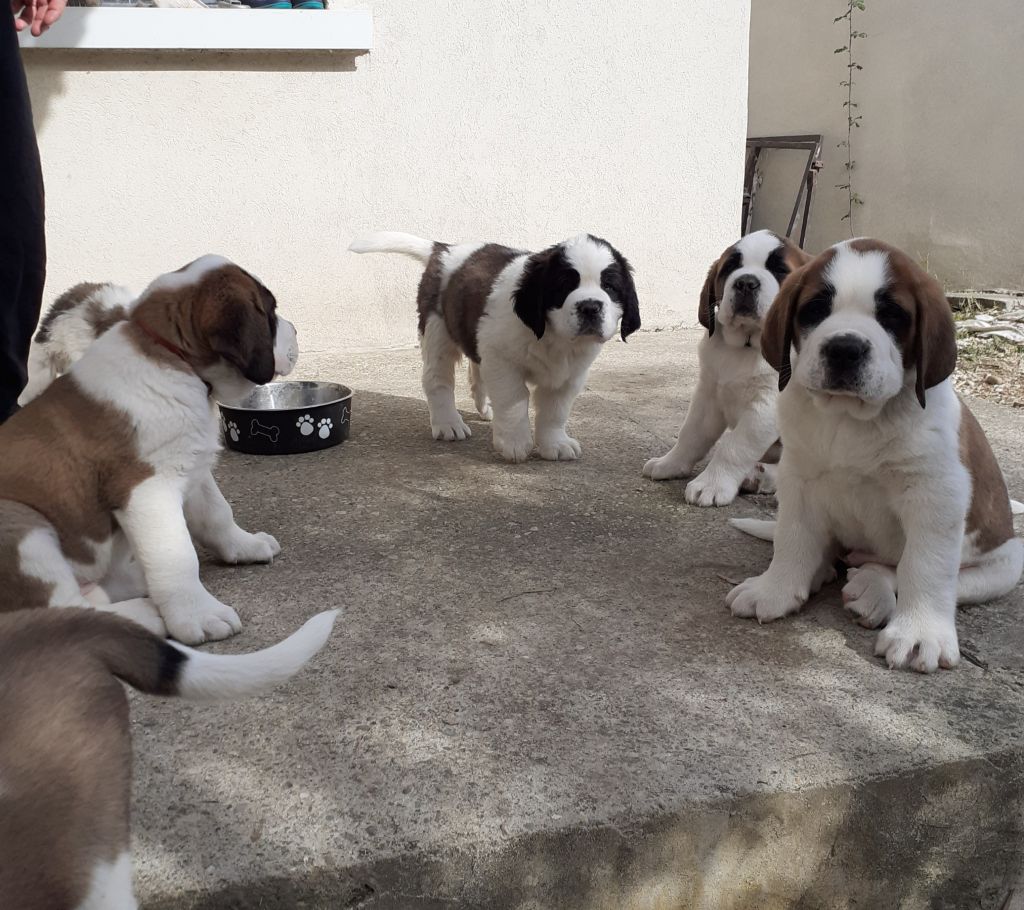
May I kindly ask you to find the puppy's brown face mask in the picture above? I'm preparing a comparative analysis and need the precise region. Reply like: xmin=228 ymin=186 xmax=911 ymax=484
xmin=761 ymin=239 xmax=956 ymax=415
xmin=130 ymin=256 xmax=297 ymax=393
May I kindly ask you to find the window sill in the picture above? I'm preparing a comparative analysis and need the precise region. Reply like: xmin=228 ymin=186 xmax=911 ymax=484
xmin=17 ymin=7 xmax=373 ymax=51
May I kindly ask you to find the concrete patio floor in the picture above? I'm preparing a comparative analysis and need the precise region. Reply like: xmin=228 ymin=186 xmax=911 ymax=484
xmin=132 ymin=330 xmax=1024 ymax=909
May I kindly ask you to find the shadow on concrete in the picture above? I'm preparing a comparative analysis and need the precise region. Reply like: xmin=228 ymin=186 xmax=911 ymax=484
xmin=128 ymin=371 xmax=1024 ymax=910
xmin=141 ymin=754 xmax=1024 ymax=909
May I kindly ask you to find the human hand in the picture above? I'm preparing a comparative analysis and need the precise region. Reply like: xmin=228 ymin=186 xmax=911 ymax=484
xmin=12 ymin=0 xmax=67 ymax=37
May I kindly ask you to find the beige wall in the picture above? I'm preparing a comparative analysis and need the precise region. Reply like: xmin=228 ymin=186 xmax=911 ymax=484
xmin=24 ymin=0 xmax=750 ymax=354
xmin=748 ymin=0 xmax=1024 ymax=291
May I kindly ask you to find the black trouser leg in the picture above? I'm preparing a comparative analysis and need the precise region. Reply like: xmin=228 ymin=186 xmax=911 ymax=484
xmin=0 ymin=17 xmax=46 ymax=423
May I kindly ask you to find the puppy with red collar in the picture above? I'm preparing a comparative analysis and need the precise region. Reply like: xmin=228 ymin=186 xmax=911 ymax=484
xmin=727 ymin=239 xmax=1023 ymax=672
xmin=643 ymin=230 xmax=810 ymax=505
xmin=0 ymin=256 xmax=299 ymax=645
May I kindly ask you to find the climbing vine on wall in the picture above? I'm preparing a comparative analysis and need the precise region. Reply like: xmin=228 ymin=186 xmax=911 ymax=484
xmin=835 ymin=0 xmax=865 ymax=233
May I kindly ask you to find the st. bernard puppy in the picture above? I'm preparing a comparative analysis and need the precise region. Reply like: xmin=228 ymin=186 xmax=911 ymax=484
xmin=19 ymin=281 xmax=136 ymax=406
xmin=350 ymin=231 xmax=640 ymax=462
xmin=0 ymin=606 xmax=337 ymax=910
xmin=0 ymin=255 xmax=299 ymax=645
xmin=643 ymin=230 xmax=810 ymax=505
xmin=727 ymin=238 xmax=1023 ymax=673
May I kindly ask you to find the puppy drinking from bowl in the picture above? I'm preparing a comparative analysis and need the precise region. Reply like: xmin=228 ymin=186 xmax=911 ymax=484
xmin=0 ymin=256 xmax=299 ymax=645
xmin=350 ymin=232 xmax=641 ymax=462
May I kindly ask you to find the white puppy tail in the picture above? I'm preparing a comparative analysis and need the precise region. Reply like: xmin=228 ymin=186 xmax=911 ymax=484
xmin=172 ymin=610 xmax=340 ymax=701
xmin=348 ymin=231 xmax=435 ymax=263
xmin=729 ymin=518 xmax=777 ymax=542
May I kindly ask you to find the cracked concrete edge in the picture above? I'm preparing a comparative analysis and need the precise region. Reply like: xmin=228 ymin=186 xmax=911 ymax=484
xmin=143 ymin=750 xmax=1024 ymax=910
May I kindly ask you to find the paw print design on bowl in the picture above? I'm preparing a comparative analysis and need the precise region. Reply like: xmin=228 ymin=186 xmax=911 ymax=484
xmin=224 ymin=420 xmax=240 ymax=443
xmin=317 ymin=417 xmax=333 ymax=439
xmin=296 ymin=414 xmax=315 ymax=436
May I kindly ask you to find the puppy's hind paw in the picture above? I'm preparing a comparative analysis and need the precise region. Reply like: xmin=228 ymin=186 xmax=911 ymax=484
xmin=643 ymin=454 xmax=692 ymax=481
xmin=726 ymin=574 xmax=805 ymax=623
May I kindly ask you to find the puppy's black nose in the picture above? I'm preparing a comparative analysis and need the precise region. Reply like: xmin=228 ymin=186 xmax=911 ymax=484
xmin=822 ymin=333 xmax=871 ymax=371
xmin=733 ymin=274 xmax=761 ymax=295
xmin=577 ymin=299 xmax=602 ymax=320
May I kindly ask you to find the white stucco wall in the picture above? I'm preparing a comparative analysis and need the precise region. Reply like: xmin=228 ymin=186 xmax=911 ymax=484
xmin=748 ymin=0 xmax=1024 ymax=291
xmin=23 ymin=0 xmax=750 ymax=354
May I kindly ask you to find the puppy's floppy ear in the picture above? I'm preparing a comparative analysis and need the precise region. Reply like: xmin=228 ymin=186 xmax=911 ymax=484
xmin=761 ymin=264 xmax=806 ymax=391
xmin=612 ymin=249 xmax=641 ymax=341
xmin=513 ymin=248 xmax=555 ymax=339
xmin=206 ymin=273 xmax=276 ymax=384
xmin=697 ymin=260 xmax=718 ymax=336
xmin=911 ymin=269 xmax=957 ymax=408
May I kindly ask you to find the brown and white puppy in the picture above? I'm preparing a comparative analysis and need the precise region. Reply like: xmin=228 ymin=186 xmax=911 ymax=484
xmin=643 ymin=230 xmax=810 ymax=505
xmin=19 ymin=281 xmax=135 ymax=405
xmin=0 ymin=607 xmax=337 ymax=910
xmin=0 ymin=255 xmax=299 ymax=645
xmin=349 ymin=231 xmax=641 ymax=462
xmin=727 ymin=238 xmax=1023 ymax=672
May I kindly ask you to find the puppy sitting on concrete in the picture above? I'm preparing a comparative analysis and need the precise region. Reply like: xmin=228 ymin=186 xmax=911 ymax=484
xmin=643 ymin=230 xmax=810 ymax=506
xmin=0 ymin=256 xmax=299 ymax=644
xmin=728 ymin=238 xmax=1023 ymax=672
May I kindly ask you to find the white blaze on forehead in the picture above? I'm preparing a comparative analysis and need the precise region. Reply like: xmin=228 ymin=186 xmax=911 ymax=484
xmin=824 ymin=242 xmax=890 ymax=315
xmin=733 ymin=229 xmax=783 ymax=269
xmin=563 ymin=235 xmax=615 ymax=284
xmin=138 ymin=254 xmax=235 ymax=299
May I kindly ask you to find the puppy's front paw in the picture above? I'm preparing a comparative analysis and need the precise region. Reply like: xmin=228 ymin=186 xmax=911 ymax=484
xmin=726 ymin=574 xmax=805 ymax=623
xmin=642 ymin=454 xmax=692 ymax=481
xmin=842 ymin=566 xmax=896 ymax=629
xmin=431 ymin=415 xmax=472 ymax=441
xmin=685 ymin=470 xmax=740 ymax=508
xmin=216 ymin=530 xmax=281 ymax=565
xmin=162 ymin=591 xmax=242 ymax=645
xmin=537 ymin=432 xmax=582 ymax=461
xmin=874 ymin=612 xmax=959 ymax=673
xmin=493 ymin=428 xmax=533 ymax=463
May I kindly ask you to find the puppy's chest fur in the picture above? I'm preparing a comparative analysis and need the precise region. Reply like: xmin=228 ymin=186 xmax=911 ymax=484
xmin=419 ymin=242 xmax=523 ymax=363
xmin=700 ymin=334 xmax=776 ymax=427
xmin=779 ymin=381 xmax=1012 ymax=560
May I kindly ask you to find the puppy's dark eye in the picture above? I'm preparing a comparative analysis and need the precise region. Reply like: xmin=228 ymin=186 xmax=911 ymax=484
xmin=875 ymin=291 xmax=911 ymax=338
xmin=797 ymin=291 xmax=833 ymax=330
xmin=719 ymin=251 xmax=742 ymax=282
xmin=765 ymin=249 xmax=790 ymax=283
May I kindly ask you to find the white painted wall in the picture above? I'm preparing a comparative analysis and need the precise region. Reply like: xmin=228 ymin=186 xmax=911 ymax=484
xmin=23 ymin=0 xmax=750 ymax=355
xmin=748 ymin=0 xmax=1024 ymax=291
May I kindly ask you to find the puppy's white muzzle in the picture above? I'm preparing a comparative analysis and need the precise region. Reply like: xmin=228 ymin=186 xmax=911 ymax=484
xmin=274 ymin=318 xmax=299 ymax=376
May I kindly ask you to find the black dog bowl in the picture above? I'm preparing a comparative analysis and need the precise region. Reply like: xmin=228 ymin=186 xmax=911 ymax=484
xmin=218 ymin=381 xmax=352 ymax=455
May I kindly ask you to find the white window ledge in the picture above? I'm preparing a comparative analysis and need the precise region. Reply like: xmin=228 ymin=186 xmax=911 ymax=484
xmin=17 ymin=7 xmax=373 ymax=51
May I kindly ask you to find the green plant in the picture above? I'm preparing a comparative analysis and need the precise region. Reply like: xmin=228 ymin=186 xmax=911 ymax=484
xmin=835 ymin=0 xmax=866 ymax=233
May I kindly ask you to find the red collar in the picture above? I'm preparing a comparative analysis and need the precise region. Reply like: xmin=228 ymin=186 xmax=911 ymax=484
xmin=135 ymin=320 xmax=190 ymax=363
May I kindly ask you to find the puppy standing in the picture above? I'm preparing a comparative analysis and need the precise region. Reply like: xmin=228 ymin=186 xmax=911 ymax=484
xmin=350 ymin=232 xmax=640 ymax=462
xmin=727 ymin=239 xmax=1023 ymax=672
xmin=643 ymin=230 xmax=810 ymax=506
xmin=0 ymin=256 xmax=299 ymax=645
xmin=0 ymin=607 xmax=338 ymax=910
